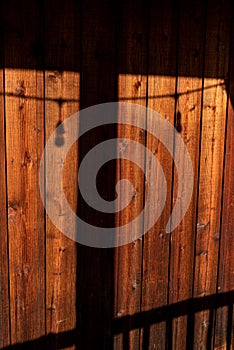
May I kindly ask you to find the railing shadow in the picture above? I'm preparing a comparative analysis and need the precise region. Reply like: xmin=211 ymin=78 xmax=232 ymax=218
xmin=0 ymin=290 xmax=233 ymax=350
xmin=113 ymin=290 xmax=234 ymax=350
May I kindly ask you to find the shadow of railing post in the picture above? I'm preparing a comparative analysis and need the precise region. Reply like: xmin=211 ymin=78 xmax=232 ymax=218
xmin=113 ymin=290 xmax=234 ymax=350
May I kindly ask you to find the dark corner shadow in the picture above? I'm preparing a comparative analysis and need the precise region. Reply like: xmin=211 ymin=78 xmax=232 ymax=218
xmin=0 ymin=291 xmax=233 ymax=350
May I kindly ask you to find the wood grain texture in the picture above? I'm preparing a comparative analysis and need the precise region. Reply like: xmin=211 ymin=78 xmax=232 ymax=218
xmin=44 ymin=1 xmax=80 ymax=349
xmin=3 ymin=0 xmax=45 ymax=347
xmin=214 ymin=11 xmax=234 ymax=349
xmin=0 ymin=4 xmax=10 ymax=347
xmin=140 ymin=1 xmax=178 ymax=349
xmin=114 ymin=1 xmax=148 ymax=349
xmin=193 ymin=0 xmax=231 ymax=348
xmin=0 ymin=1 xmax=233 ymax=349
xmin=168 ymin=0 xmax=206 ymax=349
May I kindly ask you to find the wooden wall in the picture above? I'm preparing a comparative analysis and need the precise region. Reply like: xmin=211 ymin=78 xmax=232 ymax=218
xmin=0 ymin=0 xmax=233 ymax=349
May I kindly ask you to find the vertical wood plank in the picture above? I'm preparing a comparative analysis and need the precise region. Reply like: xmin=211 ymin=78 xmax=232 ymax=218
xmin=3 ymin=0 xmax=45 ymax=346
xmin=140 ymin=0 xmax=178 ymax=349
xmin=168 ymin=0 xmax=206 ymax=349
xmin=77 ymin=0 xmax=116 ymax=349
xmin=193 ymin=0 xmax=231 ymax=348
xmin=214 ymin=9 xmax=234 ymax=349
xmin=0 ymin=3 xmax=10 ymax=346
xmin=44 ymin=1 xmax=80 ymax=349
xmin=114 ymin=1 xmax=148 ymax=349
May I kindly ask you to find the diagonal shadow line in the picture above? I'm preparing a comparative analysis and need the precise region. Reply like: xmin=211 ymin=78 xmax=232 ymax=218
xmin=0 ymin=290 xmax=232 ymax=350
xmin=0 ymin=330 xmax=76 ymax=350
xmin=113 ymin=290 xmax=234 ymax=334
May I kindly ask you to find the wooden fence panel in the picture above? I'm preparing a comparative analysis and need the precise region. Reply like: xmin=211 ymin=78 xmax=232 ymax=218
xmin=44 ymin=1 xmax=80 ymax=349
xmin=140 ymin=0 xmax=178 ymax=349
xmin=193 ymin=0 xmax=231 ymax=348
xmin=214 ymin=15 xmax=234 ymax=349
xmin=0 ymin=3 xmax=10 ymax=347
xmin=3 ymin=0 xmax=45 ymax=347
xmin=0 ymin=1 xmax=233 ymax=349
xmin=168 ymin=0 xmax=206 ymax=349
xmin=114 ymin=0 xmax=148 ymax=349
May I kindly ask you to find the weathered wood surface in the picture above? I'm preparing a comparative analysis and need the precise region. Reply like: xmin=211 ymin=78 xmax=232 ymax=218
xmin=44 ymin=1 xmax=80 ymax=349
xmin=3 ymin=0 xmax=45 ymax=348
xmin=114 ymin=0 xmax=148 ymax=349
xmin=214 ymin=11 xmax=234 ymax=349
xmin=193 ymin=0 xmax=231 ymax=348
xmin=169 ymin=0 xmax=206 ymax=348
xmin=140 ymin=0 xmax=177 ymax=348
xmin=0 ymin=0 xmax=233 ymax=349
xmin=0 ymin=2 xmax=10 ymax=347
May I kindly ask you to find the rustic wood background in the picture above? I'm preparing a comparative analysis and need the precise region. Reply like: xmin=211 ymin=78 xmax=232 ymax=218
xmin=0 ymin=0 xmax=233 ymax=349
